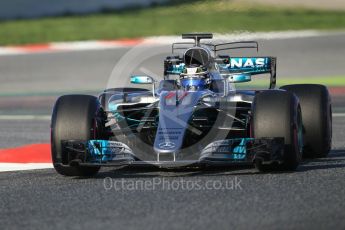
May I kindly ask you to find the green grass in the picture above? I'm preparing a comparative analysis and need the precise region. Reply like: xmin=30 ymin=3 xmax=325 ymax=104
xmin=277 ymin=76 xmax=345 ymax=87
xmin=236 ymin=76 xmax=345 ymax=89
xmin=0 ymin=0 xmax=345 ymax=45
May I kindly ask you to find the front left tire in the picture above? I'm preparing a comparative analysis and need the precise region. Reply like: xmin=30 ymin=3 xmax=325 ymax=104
xmin=252 ymin=90 xmax=303 ymax=171
xmin=280 ymin=84 xmax=332 ymax=158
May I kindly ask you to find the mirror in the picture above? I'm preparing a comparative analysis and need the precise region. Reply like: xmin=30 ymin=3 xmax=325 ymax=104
xmin=130 ymin=75 xmax=154 ymax=84
xmin=227 ymin=74 xmax=251 ymax=83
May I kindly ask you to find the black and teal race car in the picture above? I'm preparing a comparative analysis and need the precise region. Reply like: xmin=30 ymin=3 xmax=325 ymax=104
xmin=51 ymin=33 xmax=332 ymax=176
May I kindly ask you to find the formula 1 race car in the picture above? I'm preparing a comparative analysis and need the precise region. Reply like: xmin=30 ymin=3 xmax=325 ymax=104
xmin=51 ymin=33 xmax=332 ymax=176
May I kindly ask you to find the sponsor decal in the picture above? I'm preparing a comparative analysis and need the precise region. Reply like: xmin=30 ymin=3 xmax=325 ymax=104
xmin=186 ymin=67 xmax=198 ymax=74
xmin=158 ymin=141 xmax=176 ymax=150
xmin=165 ymin=92 xmax=176 ymax=99
xmin=178 ymin=91 xmax=188 ymax=101
xmin=165 ymin=91 xmax=189 ymax=105
xmin=227 ymin=58 xmax=267 ymax=69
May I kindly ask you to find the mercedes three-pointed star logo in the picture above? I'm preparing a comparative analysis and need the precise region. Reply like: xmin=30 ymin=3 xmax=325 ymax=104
xmin=158 ymin=141 xmax=176 ymax=150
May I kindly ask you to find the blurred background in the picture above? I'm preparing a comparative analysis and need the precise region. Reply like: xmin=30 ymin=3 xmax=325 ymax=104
xmin=1 ymin=0 xmax=345 ymax=44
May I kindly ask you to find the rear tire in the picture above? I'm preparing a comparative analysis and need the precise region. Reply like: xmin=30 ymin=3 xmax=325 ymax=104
xmin=51 ymin=95 xmax=104 ymax=176
xmin=252 ymin=90 xmax=303 ymax=171
xmin=280 ymin=84 xmax=332 ymax=158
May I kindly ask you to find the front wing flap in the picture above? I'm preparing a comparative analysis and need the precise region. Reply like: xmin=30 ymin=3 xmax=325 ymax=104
xmin=200 ymin=138 xmax=284 ymax=164
xmin=61 ymin=137 xmax=285 ymax=167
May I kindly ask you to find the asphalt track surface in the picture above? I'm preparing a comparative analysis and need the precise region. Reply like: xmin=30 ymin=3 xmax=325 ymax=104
xmin=0 ymin=33 xmax=345 ymax=229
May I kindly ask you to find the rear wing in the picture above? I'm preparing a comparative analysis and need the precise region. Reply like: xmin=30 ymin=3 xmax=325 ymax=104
xmin=217 ymin=56 xmax=277 ymax=89
xmin=164 ymin=56 xmax=277 ymax=89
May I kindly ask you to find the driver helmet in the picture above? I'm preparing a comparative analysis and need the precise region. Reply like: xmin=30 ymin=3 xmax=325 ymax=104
xmin=180 ymin=66 xmax=209 ymax=91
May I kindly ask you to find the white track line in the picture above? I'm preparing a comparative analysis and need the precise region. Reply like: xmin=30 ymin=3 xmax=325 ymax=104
xmin=50 ymin=40 xmax=127 ymax=50
xmin=333 ymin=113 xmax=345 ymax=117
xmin=0 ymin=115 xmax=50 ymax=120
xmin=0 ymin=163 xmax=53 ymax=172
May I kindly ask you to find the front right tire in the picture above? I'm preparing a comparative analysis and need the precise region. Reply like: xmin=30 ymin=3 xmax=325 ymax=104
xmin=252 ymin=90 xmax=303 ymax=171
xmin=51 ymin=95 xmax=104 ymax=176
